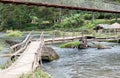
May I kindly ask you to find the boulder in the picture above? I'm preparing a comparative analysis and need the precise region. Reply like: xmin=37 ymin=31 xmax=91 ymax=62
xmin=42 ymin=47 xmax=59 ymax=62
xmin=94 ymin=43 xmax=111 ymax=49
xmin=97 ymin=45 xmax=111 ymax=49
xmin=78 ymin=43 xmax=88 ymax=49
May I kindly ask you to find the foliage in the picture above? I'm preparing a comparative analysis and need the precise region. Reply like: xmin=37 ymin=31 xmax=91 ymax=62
xmin=60 ymin=41 xmax=80 ymax=48
xmin=0 ymin=3 xmax=120 ymax=31
xmin=83 ymin=14 xmax=92 ymax=20
xmin=21 ymin=68 xmax=51 ymax=78
xmin=48 ymin=30 xmax=62 ymax=37
xmin=53 ymin=30 xmax=62 ymax=37
xmin=5 ymin=30 xmax=23 ymax=37
xmin=53 ymin=14 xmax=84 ymax=29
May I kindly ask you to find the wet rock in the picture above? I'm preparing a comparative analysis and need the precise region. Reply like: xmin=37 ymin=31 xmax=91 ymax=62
xmin=42 ymin=47 xmax=59 ymax=62
xmin=94 ymin=43 xmax=111 ymax=49
xmin=97 ymin=45 xmax=111 ymax=49
xmin=5 ymin=40 xmax=19 ymax=46
xmin=78 ymin=43 xmax=88 ymax=49
xmin=85 ymin=36 xmax=95 ymax=39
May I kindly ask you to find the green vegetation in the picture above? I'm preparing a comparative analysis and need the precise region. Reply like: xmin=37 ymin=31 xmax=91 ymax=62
xmin=5 ymin=30 xmax=23 ymax=37
xmin=0 ymin=65 xmax=5 ymax=69
xmin=21 ymin=68 xmax=51 ymax=78
xmin=105 ymin=39 xmax=120 ymax=43
xmin=49 ymin=30 xmax=62 ymax=37
xmin=60 ymin=41 xmax=80 ymax=48
xmin=0 ymin=3 xmax=120 ymax=31
xmin=0 ymin=46 xmax=3 ymax=51
xmin=53 ymin=14 xmax=84 ymax=29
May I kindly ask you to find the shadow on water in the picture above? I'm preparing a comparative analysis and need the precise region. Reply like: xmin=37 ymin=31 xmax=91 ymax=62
xmin=43 ymin=42 xmax=120 ymax=78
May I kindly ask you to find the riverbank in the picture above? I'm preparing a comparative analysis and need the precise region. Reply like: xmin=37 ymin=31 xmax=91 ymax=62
xmin=21 ymin=68 xmax=52 ymax=78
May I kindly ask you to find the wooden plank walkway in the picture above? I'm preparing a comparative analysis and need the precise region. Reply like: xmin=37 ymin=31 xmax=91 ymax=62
xmin=0 ymin=40 xmax=41 ymax=78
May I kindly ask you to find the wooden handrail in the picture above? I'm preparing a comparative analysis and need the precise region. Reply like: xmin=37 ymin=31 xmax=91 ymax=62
xmin=32 ymin=31 xmax=44 ymax=71
xmin=10 ymin=31 xmax=32 ymax=55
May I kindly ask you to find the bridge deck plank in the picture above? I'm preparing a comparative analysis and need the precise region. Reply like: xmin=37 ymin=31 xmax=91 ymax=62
xmin=0 ymin=41 xmax=40 ymax=78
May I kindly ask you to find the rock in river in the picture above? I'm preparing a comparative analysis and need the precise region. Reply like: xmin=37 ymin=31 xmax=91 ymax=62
xmin=42 ymin=47 xmax=59 ymax=62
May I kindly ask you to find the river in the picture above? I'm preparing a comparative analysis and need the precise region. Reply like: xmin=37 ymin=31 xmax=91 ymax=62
xmin=43 ymin=42 xmax=120 ymax=78
xmin=0 ymin=33 xmax=120 ymax=78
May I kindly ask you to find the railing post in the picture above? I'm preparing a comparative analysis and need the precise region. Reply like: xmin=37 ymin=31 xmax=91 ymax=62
xmin=72 ymin=30 xmax=75 ymax=38
xmin=62 ymin=31 xmax=64 ymax=42
xmin=52 ymin=31 xmax=55 ymax=43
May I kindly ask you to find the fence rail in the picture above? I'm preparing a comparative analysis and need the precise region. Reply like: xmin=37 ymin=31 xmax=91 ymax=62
xmin=10 ymin=31 xmax=32 ymax=56
xmin=32 ymin=32 xmax=44 ymax=71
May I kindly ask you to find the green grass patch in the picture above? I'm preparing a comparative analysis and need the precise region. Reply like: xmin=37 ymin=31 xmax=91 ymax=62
xmin=60 ymin=41 xmax=80 ymax=48
xmin=21 ymin=68 xmax=51 ymax=78
xmin=0 ymin=65 xmax=5 ymax=69
xmin=5 ymin=30 xmax=23 ymax=37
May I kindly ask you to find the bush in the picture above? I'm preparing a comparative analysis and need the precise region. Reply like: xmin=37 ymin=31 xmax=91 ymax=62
xmin=53 ymin=14 xmax=84 ymax=29
xmin=5 ymin=30 xmax=23 ymax=37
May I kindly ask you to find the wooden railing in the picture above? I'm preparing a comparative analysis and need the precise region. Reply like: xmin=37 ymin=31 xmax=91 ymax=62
xmin=4 ymin=31 xmax=32 ymax=68
xmin=32 ymin=32 xmax=44 ymax=71
xmin=10 ymin=31 xmax=32 ymax=57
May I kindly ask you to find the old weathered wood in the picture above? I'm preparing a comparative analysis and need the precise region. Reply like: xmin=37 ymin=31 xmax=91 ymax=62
xmin=0 ymin=32 xmax=44 ymax=78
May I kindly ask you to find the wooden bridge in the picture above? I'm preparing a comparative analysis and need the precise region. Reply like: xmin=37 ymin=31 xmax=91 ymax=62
xmin=0 ymin=0 xmax=120 ymax=13
xmin=0 ymin=31 xmax=84 ymax=78
xmin=0 ymin=32 xmax=44 ymax=78
xmin=0 ymin=31 xmax=119 ymax=78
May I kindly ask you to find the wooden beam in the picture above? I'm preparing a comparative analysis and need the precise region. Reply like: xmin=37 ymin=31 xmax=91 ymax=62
xmin=0 ymin=0 xmax=120 ymax=13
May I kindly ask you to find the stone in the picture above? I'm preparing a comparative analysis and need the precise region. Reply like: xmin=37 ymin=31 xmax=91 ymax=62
xmin=5 ymin=40 xmax=19 ymax=46
xmin=78 ymin=43 xmax=88 ymax=49
xmin=41 ymin=47 xmax=59 ymax=62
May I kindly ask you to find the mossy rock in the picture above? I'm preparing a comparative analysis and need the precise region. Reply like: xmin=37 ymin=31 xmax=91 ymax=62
xmin=60 ymin=41 xmax=80 ymax=48
xmin=42 ymin=47 xmax=59 ymax=62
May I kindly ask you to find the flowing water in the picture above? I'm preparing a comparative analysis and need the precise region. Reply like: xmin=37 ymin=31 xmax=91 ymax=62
xmin=0 ymin=32 xmax=120 ymax=78
xmin=43 ymin=42 xmax=120 ymax=78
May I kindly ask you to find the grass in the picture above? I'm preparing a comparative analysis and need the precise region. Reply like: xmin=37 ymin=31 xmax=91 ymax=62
xmin=0 ymin=46 xmax=3 ymax=51
xmin=21 ymin=68 xmax=51 ymax=78
xmin=0 ymin=65 xmax=5 ymax=69
xmin=60 ymin=41 xmax=80 ymax=48
xmin=5 ymin=30 xmax=23 ymax=37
